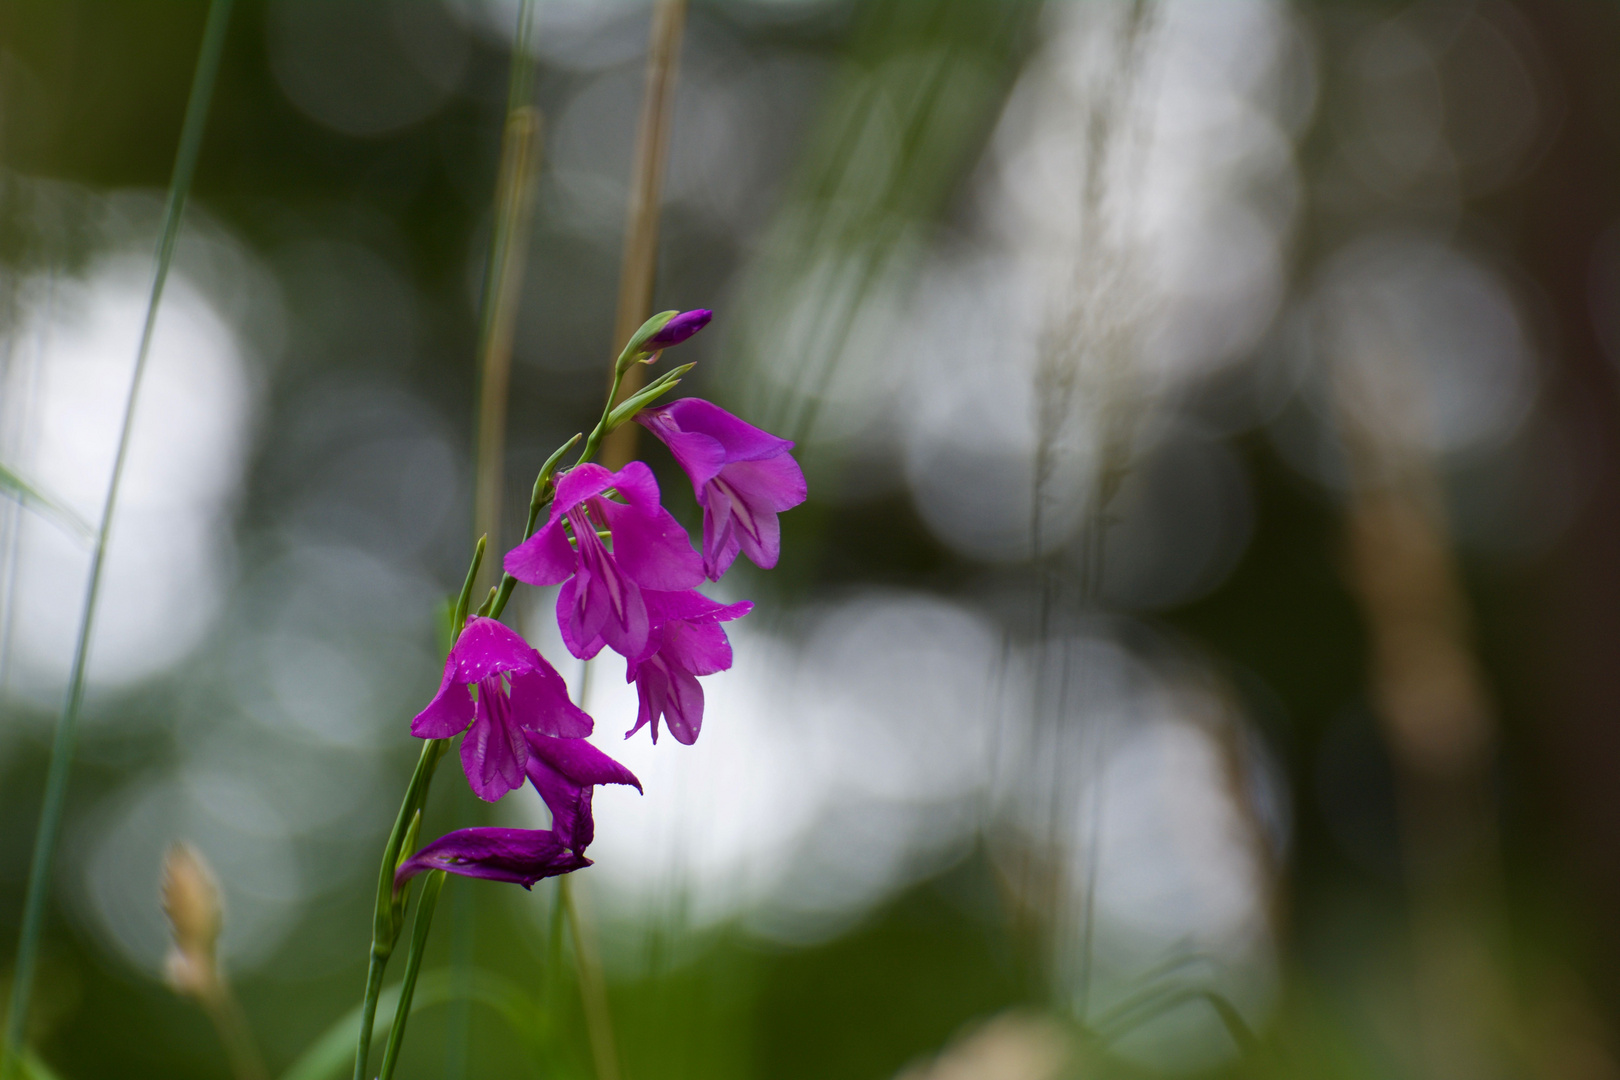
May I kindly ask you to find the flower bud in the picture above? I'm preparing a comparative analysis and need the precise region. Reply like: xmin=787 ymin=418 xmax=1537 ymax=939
xmin=161 ymin=842 xmax=222 ymax=1000
xmin=644 ymin=308 xmax=711 ymax=350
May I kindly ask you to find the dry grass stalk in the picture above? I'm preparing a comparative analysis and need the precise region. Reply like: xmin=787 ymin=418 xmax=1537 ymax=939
xmin=601 ymin=0 xmax=689 ymax=471
xmin=1336 ymin=355 xmax=1511 ymax=1080
xmin=473 ymin=104 xmax=544 ymax=585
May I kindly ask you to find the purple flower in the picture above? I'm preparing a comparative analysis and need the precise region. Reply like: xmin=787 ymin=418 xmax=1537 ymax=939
xmin=625 ymin=589 xmax=752 ymax=745
xmin=411 ymin=617 xmax=592 ymax=803
xmin=505 ymin=461 xmax=704 ymax=661
xmin=645 ymin=309 xmax=712 ymax=350
xmin=636 ymin=399 xmax=807 ymax=580
xmin=396 ymin=733 xmax=641 ymax=890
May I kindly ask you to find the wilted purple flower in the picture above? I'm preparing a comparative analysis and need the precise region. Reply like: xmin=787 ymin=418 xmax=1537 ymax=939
xmin=411 ymin=617 xmax=592 ymax=803
xmin=395 ymin=828 xmax=588 ymax=890
xmin=396 ymin=733 xmax=640 ymax=889
xmin=524 ymin=729 xmax=642 ymax=851
xmin=625 ymin=589 xmax=752 ymax=745
xmin=636 ymin=399 xmax=807 ymax=580
xmin=645 ymin=308 xmax=712 ymax=351
xmin=505 ymin=461 xmax=703 ymax=661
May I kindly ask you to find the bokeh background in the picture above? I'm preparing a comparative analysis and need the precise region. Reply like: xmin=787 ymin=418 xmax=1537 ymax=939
xmin=4 ymin=1 xmax=1620 ymax=1077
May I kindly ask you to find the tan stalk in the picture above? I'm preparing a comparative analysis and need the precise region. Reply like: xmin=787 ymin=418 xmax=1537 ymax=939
xmin=1336 ymin=352 xmax=1514 ymax=1080
xmin=473 ymin=105 xmax=544 ymax=589
xmin=601 ymin=0 xmax=689 ymax=471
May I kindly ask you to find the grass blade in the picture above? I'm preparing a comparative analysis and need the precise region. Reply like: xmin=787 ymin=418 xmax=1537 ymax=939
xmin=0 ymin=2 xmax=236 ymax=1076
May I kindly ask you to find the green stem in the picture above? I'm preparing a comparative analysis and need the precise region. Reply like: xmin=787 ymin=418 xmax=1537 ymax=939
xmin=377 ymin=871 xmax=447 ymax=1080
xmin=575 ymin=368 xmax=626 ymax=468
xmin=350 ymin=953 xmax=389 ymax=1080
xmin=354 ymin=736 xmax=448 ymax=1080
xmin=0 ymin=3 xmax=235 ymax=1077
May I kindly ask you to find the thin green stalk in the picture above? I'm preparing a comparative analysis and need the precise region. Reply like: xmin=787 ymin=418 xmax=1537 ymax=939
xmin=377 ymin=871 xmax=447 ymax=1080
xmin=0 ymin=3 xmax=235 ymax=1076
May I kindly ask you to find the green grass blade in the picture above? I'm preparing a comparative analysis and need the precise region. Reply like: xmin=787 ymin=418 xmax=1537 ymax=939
xmin=281 ymin=969 xmax=539 ymax=1080
xmin=0 ymin=2 xmax=236 ymax=1076
xmin=0 ymin=462 xmax=92 ymax=540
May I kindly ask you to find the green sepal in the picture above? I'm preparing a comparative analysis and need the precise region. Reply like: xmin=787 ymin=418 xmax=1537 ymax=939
xmin=451 ymin=536 xmax=487 ymax=643
xmin=604 ymin=363 xmax=695 ymax=432
xmin=534 ymin=433 xmax=583 ymax=510
xmin=388 ymin=809 xmax=424 ymax=935
xmin=614 ymin=310 xmax=680 ymax=374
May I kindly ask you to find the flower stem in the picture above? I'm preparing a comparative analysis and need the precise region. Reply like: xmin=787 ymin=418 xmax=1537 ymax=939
xmin=354 ymin=737 xmax=447 ymax=1080
xmin=0 ymin=2 xmax=235 ymax=1076
xmin=377 ymin=870 xmax=447 ymax=1080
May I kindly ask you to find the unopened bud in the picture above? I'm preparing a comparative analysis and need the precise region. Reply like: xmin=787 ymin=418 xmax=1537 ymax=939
xmin=643 ymin=308 xmax=711 ymax=350
xmin=161 ymin=842 xmax=222 ymax=1000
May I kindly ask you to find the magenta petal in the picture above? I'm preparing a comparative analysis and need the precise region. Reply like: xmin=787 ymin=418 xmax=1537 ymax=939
xmin=628 ymin=661 xmax=669 ymax=744
xmin=662 ymin=620 xmax=734 ymax=677
xmin=505 ymin=519 xmax=577 ymax=587
xmin=551 ymin=463 xmax=617 ymax=519
xmin=411 ymin=654 xmax=475 ymax=738
xmin=395 ymin=827 xmax=589 ymax=889
xmin=597 ymin=499 xmax=704 ymax=591
xmin=527 ymin=732 xmax=642 ymax=791
xmin=461 ymin=702 xmax=529 ymax=802
xmin=529 ymin=764 xmax=595 ymax=851
xmin=662 ymin=666 xmax=705 ymax=745
xmin=450 ymin=617 xmax=541 ymax=682
xmin=525 ymin=733 xmax=641 ymax=851
xmin=508 ymin=664 xmax=593 ymax=738
xmin=721 ymin=453 xmax=807 ymax=514
xmin=649 ymin=398 xmax=793 ymax=463
xmin=700 ymin=493 xmax=743 ymax=581
xmin=643 ymin=589 xmax=752 ymax=627
xmin=596 ymin=582 xmax=649 ymax=659
xmin=636 ymin=414 xmax=729 ymax=493
xmin=556 ymin=574 xmax=606 ymax=660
